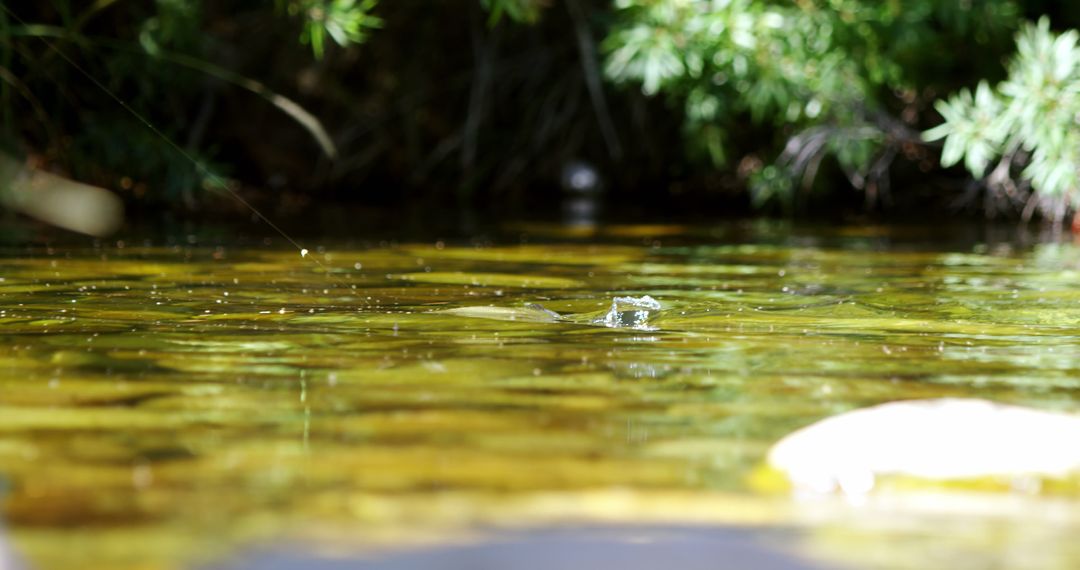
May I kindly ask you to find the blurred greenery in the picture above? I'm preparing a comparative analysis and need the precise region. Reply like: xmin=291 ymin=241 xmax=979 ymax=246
xmin=4 ymin=1 xmax=1080 ymax=223
xmin=925 ymin=17 xmax=1080 ymax=228
xmin=603 ymin=0 xmax=1021 ymax=210
xmin=279 ymin=0 xmax=380 ymax=59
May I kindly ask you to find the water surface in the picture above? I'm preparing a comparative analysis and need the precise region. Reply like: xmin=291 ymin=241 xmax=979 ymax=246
xmin=1 ymin=222 xmax=1078 ymax=569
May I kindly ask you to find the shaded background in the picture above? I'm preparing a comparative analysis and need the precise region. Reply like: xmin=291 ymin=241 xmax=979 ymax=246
xmin=5 ymin=1 xmax=1080 ymax=227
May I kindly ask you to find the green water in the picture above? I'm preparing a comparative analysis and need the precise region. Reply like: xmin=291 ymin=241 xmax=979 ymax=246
xmin=1 ymin=222 xmax=1079 ymax=569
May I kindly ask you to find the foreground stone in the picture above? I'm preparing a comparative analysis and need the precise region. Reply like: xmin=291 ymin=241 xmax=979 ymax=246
xmin=767 ymin=398 xmax=1080 ymax=496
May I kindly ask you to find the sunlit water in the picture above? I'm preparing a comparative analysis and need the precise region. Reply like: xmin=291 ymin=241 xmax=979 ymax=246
xmin=1 ymin=222 xmax=1079 ymax=569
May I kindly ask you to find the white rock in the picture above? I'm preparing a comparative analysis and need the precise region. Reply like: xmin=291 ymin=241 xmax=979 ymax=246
xmin=768 ymin=398 xmax=1080 ymax=495
xmin=0 ymin=152 xmax=123 ymax=236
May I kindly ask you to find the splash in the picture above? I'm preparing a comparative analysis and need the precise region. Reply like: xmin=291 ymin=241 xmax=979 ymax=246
xmin=597 ymin=295 xmax=661 ymax=330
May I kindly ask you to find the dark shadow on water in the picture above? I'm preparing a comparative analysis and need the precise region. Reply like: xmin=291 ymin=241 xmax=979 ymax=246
xmin=212 ymin=527 xmax=832 ymax=570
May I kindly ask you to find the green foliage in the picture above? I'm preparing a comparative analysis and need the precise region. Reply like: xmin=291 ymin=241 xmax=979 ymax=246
xmin=72 ymin=119 xmax=229 ymax=207
xmin=279 ymin=0 xmax=381 ymax=59
xmin=603 ymin=0 xmax=1020 ymax=206
xmin=924 ymin=82 xmax=1004 ymax=178
xmin=924 ymin=18 xmax=1080 ymax=223
xmin=1 ymin=1 xmax=375 ymax=207
xmin=138 ymin=0 xmax=203 ymax=56
xmin=9 ymin=0 xmax=1080 ymax=221
xmin=479 ymin=0 xmax=546 ymax=25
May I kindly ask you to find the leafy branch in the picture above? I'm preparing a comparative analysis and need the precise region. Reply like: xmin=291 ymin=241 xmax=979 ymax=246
xmin=925 ymin=18 xmax=1080 ymax=226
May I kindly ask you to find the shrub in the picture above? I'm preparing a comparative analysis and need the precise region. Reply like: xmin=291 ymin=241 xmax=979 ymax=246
xmin=602 ymin=0 xmax=1020 ymax=209
xmin=925 ymin=18 xmax=1080 ymax=227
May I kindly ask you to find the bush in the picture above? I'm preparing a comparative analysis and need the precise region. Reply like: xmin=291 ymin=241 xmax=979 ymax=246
xmin=9 ymin=1 xmax=1080 ymax=224
xmin=0 ymin=1 xmax=378 ymax=208
xmin=602 ymin=0 xmax=1021 ymax=209
xmin=925 ymin=18 xmax=1080 ymax=227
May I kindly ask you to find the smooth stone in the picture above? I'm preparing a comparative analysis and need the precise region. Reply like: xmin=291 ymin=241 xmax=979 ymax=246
xmin=767 ymin=398 xmax=1080 ymax=496
xmin=440 ymin=296 xmax=663 ymax=330
xmin=0 ymin=151 xmax=123 ymax=236
xmin=437 ymin=305 xmax=563 ymax=323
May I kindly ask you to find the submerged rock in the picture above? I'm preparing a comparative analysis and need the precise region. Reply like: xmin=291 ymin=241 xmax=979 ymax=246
xmin=438 ymin=304 xmax=564 ymax=323
xmin=766 ymin=398 xmax=1080 ymax=496
xmin=440 ymin=295 xmax=663 ymax=330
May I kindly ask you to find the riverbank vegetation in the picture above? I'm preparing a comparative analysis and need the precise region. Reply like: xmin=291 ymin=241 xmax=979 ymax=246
xmin=4 ymin=1 xmax=1080 ymax=226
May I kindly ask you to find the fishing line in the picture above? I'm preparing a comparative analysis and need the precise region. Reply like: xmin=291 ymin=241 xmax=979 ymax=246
xmin=1 ymin=4 xmax=346 ymax=285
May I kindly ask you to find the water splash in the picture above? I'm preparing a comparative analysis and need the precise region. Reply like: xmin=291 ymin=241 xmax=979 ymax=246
xmin=596 ymin=295 xmax=662 ymax=330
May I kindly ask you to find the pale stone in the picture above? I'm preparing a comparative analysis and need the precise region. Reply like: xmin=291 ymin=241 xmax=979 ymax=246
xmin=768 ymin=399 xmax=1080 ymax=495
xmin=0 ymin=152 xmax=123 ymax=236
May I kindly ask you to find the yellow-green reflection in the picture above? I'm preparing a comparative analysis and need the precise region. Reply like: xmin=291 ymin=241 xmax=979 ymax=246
xmin=1 ymin=225 xmax=1079 ymax=569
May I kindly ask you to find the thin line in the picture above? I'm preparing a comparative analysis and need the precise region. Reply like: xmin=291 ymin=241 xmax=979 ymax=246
xmin=2 ymin=4 xmax=346 ymax=284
